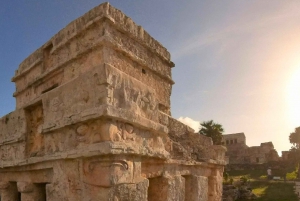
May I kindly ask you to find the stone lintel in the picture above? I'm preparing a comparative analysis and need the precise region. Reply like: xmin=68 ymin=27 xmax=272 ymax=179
xmin=41 ymin=105 xmax=168 ymax=135
xmin=17 ymin=181 xmax=34 ymax=193
xmin=0 ymin=142 xmax=169 ymax=168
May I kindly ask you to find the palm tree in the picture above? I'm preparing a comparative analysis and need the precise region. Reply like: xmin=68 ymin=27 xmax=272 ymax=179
xmin=199 ymin=120 xmax=224 ymax=145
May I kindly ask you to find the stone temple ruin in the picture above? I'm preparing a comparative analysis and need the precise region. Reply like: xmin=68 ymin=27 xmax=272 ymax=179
xmin=222 ymin=133 xmax=279 ymax=164
xmin=0 ymin=3 xmax=226 ymax=201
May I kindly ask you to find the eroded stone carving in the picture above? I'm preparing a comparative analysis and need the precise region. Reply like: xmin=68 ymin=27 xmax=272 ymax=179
xmin=108 ymin=68 xmax=158 ymax=121
xmin=75 ymin=120 xmax=136 ymax=146
xmin=83 ymin=159 xmax=132 ymax=187
xmin=44 ymin=119 xmax=170 ymax=159
xmin=0 ymin=143 xmax=25 ymax=161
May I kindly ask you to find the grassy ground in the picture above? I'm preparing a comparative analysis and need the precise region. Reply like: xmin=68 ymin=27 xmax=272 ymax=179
xmin=237 ymin=181 xmax=298 ymax=201
xmin=226 ymin=170 xmax=298 ymax=201
xmin=227 ymin=169 xmax=288 ymax=180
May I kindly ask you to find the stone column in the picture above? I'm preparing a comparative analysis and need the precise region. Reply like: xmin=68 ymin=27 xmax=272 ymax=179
xmin=17 ymin=181 xmax=46 ymax=201
xmin=208 ymin=176 xmax=222 ymax=201
xmin=185 ymin=175 xmax=208 ymax=201
xmin=148 ymin=175 xmax=185 ymax=201
xmin=0 ymin=181 xmax=19 ymax=201
xmin=208 ymin=167 xmax=223 ymax=201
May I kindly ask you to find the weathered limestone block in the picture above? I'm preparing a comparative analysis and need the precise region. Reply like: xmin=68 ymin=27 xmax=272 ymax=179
xmin=148 ymin=175 xmax=185 ymax=201
xmin=108 ymin=179 xmax=149 ymax=201
xmin=81 ymin=179 xmax=149 ymax=201
xmin=102 ymin=23 xmax=172 ymax=79
xmin=42 ymin=64 xmax=159 ymax=132
xmin=0 ymin=181 xmax=19 ymax=201
xmin=208 ymin=145 xmax=227 ymax=161
xmin=41 ymin=118 xmax=170 ymax=159
xmin=0 ymin=109 xmax=26 ymax=144
xmin=0 ymin=142 xmax=26 ymax=163
xmin=185 ymin=175 xmax=208 ymax=201
xmin=46 ymin=160 xmax=81 ymax=201
xmin=45 ymin=184 xmax=60 ymax=201
xmin=104 ymin=53 xmax=173 ymax=114
xmin=81 ymin=184 xmax=111 ymax=201
xmin=208 ymin=169 xmax=223 ymax=201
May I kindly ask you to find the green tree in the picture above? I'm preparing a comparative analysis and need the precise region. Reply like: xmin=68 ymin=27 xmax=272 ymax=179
xmin=199 ymin=120 xmax=224 ymax=145
xmin=288 ymin=126 xmax=300 ymax=178
xmin=289 ymin=127 xmax=300 ymax=149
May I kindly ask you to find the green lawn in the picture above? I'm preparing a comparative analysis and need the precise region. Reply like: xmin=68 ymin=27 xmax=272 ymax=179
xmin=237 ymin=181 xmax=298 ymax=201
xmin=227 ymin=169 xmax=288 ymax=180
xmin=226 ymin=170 xmax=298 ymax=201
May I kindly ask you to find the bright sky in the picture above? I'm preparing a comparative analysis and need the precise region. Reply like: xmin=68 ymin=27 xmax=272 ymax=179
xmin=1 ymin=1 xmax=300 ymax=155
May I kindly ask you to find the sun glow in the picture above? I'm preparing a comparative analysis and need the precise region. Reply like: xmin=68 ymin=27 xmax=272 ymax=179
xmin=287 ymin=67 xmax=300 ymax=127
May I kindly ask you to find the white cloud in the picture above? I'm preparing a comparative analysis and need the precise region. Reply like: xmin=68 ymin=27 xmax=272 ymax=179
xmin=178 ymin=117 xmax=200 ymax=132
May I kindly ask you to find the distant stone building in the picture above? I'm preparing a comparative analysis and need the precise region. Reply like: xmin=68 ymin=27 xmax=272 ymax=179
xmin=222 ymin=133 xmax=279 ymax=164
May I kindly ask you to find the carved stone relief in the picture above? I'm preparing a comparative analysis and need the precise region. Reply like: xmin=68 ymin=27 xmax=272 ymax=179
xmin=42 ymin=118 xmax=170 ymax=159
xmin=72 ymin=119 xmax=169 ymax=157
xmin=83 ymin=159 xmax=133 ymax=187
xmin=0 ymin=143 xmax=25 ymax=161
xmin=44 ymin=132 xmax=65 ymax=154
xmin=74 ymin=120 xmax=137 ymax=146
xmin=105 ymin=66 xmax=158 ymax=121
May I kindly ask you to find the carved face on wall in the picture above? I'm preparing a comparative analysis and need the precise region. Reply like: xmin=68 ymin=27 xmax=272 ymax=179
xmin=82 ymin=159 xmax=133 ymax=187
